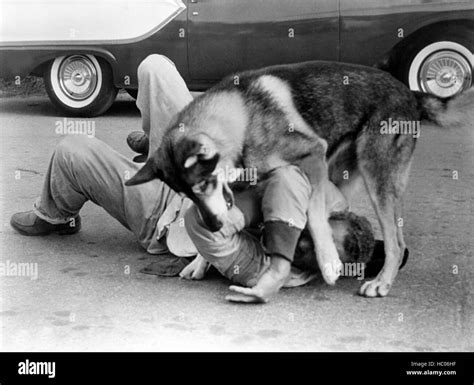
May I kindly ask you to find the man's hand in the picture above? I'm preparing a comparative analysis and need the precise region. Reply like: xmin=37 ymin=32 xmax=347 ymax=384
xmin=179 ymin=254 xmax=209 ymax=280
xmin=225 ymin=256 xmax=290 ymax=304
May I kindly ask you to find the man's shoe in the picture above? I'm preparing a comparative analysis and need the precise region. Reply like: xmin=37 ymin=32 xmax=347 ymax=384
xmin=10 ymin=211 xmax=81 ymax=236
xmin=127 ymin=131 xmax=149 ymax=163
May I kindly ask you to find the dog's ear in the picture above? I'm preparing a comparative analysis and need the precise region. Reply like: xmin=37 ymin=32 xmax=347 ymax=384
xmin=125 ymin=159 xmax=164 ymax=186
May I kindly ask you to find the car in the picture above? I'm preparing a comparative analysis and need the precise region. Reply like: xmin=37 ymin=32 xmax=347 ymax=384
xmin=0 ymin=0 xmax=472 ymax=117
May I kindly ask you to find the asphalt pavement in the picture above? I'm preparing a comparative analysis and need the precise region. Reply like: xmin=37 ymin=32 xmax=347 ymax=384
xmin=0 ymin=94 xmax=472 ymax=351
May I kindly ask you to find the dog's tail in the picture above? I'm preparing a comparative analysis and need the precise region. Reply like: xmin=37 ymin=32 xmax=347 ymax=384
xmin=413 ymin=87 xmax=474 ymax=128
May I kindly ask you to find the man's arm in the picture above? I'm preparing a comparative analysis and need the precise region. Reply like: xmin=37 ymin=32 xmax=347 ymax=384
xmin=226 ymin=255 xmax=290 ymax=303
xmin=226 ymin=165 xmax=351 ymax=303
xmin=226 ymin=165 xmax=311 ymax=303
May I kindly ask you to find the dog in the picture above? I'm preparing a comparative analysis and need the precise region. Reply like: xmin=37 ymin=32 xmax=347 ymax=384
xmin=126 ymin=60 xmax=473 ymax=297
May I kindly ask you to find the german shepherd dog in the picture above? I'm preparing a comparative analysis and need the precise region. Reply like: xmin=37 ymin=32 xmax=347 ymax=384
xmin=126 ymin=61 xmax=473 ymax=297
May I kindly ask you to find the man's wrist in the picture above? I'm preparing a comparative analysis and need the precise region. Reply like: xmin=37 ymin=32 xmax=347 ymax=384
xmin=269 ymin=255 xmax=291 ymax=276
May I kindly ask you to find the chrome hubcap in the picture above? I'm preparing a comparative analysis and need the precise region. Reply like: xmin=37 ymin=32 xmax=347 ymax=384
xmin=58 ymin=55 xmax=98 ymax=101
xmin=419 ymin=51 xmax=472 ymax=98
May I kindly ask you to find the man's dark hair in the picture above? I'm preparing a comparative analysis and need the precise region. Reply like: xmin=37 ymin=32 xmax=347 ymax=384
xmin=329 ymin=211 xmax=375 ymax=264
xmin=293 ymin=211 xmax=375 ymax=271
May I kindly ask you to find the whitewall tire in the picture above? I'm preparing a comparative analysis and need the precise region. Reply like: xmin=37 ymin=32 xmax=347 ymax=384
xmin=45 ymin=54 xmax=118 ymax=117
xmin=407 ymin=41 xmax=473 ymax=98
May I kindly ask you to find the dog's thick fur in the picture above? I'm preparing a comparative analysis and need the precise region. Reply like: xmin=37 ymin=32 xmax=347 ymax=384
xmin=127 ymin=61 xmax=473 ymax=297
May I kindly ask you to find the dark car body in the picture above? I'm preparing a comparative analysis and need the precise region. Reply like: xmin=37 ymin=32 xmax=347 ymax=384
xmin=1 ymin=0 xmax=472 ymax=115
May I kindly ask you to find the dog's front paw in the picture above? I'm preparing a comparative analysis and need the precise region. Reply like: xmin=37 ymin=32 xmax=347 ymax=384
xmin=321 ymin=257 xmax=343 ymax=285
xmin=358 ymin=275 xmax=392 ymax=297
xmin=179 ymin=255 xmax=209 ymax=280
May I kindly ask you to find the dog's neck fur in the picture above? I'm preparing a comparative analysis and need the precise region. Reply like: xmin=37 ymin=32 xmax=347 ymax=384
xmin=184 ymin=90 xmax=249 ymax=170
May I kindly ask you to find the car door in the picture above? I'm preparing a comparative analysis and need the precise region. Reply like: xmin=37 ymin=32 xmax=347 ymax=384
xmin=187 ymin=0 xmax=340 ymax=83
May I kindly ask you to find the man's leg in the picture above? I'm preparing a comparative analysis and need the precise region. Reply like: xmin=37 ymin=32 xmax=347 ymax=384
xmin=18 ymin=135 xmax=174 ymax=250
xmin=13 ymin=55 xmax=191 ymax=248
xmin=136 ymin=54 xmax=193 ymax=155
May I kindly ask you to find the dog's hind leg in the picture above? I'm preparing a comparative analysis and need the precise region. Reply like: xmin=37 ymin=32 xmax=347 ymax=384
xmin=395 ymin=200 xmax=407 ymax=260
xmin=328 ymin=138 xmax=365 ymax=209
xmin=393 ymin=159 xmax=414 ymax=263
xmin=357 ymin=134 xmax=414 ymax=297
xmin=358 ymin=177 xmax=400 ymax=297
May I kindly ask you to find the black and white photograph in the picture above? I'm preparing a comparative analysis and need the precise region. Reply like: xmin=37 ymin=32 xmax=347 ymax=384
xmin=0 ymin=0 xmax=473 ymax=380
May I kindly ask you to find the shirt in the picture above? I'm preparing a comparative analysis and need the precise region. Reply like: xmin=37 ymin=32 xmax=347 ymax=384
xmin=146 ymin=194 xmax=198 ymax=257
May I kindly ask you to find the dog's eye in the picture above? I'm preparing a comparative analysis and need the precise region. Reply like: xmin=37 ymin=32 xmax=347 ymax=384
xmin=192 ymin=176 xmax=218 ymax=194
xmin=192 ymin=182 xmax=203 ymax=194
xmin=192 ymin=179 xmax=209 ymax=193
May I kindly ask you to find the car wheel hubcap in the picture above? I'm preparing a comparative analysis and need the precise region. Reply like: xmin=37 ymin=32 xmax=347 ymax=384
xmin=419 ymin=51 xmax=472 ymax=98
xmin=58 ymin=55 xmax=98 ymax=101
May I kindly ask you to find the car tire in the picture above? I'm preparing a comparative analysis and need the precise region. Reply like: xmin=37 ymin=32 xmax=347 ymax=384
xmin=398 ymin=29 xmax=473 ymax=98
xmin=44 ymin=54 xmax=118 ymax=117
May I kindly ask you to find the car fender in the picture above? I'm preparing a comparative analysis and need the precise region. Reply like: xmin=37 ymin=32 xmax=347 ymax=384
xmin=0 ymin=46 xmax=119 ymax=88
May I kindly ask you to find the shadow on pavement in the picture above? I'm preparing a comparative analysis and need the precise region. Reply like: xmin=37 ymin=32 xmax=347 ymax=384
xmin=0 ymin=95 xmax=140 ymax=118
